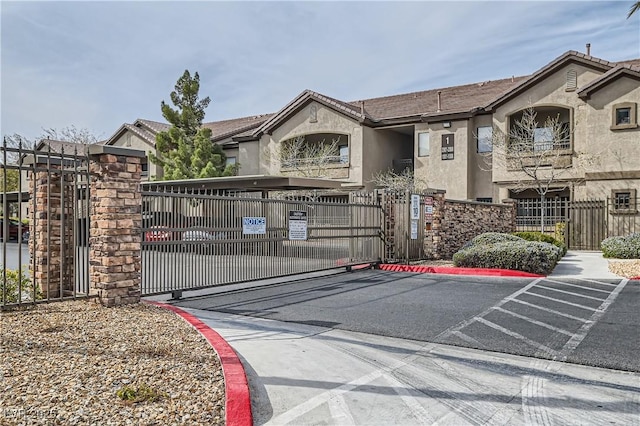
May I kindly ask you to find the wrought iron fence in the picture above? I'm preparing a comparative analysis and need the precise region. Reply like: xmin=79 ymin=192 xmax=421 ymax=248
xmin=1 ymin=139 xmax=91 ymax=308
xmin=140 ymin=187 xmax=383 ymax=297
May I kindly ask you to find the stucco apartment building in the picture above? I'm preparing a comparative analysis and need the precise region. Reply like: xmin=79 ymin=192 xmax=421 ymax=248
xmin=106 ymin=50 xmax=640 ymax=212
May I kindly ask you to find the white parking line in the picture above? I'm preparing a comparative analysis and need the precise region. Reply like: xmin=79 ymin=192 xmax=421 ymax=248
xmin=524 ymin=292 xmax=599 ymax=311
xmin=476 ymin=317 xmax=558 ymax=356
xmin=493 ymin=307 xmax=573 ymax=336
xmin=543 ymin=279 xmax=613 ymax=294
xmin=436 ymin=278 xmax=545 ymax=340
xmin=509 ymin=299 xmax=589 ymax=323
xmin=452 ymin=330 xmax=483 ymax=346
xmin=556 ymin=279 xmax=629 ymax=361
xmin=572 ymin=277 xmax=619 ymax=287
xmin=534 ymin=285 xmax=608 ymax=301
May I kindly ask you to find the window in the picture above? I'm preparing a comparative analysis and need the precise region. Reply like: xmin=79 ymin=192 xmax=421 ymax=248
xmin=476 ymin=198 xmax=492 ymax=203
xmin=226 ymin=156 xmax=237 ymax=166
xmin=418 ymin=133 xmax=430 ymax=157
xmin=611 ymin=102 xmax=638 ymax=130
xmin=339 ymin=145 xmax=349 ymax=164
xmin=533 ymin=127 xmax=554 ymax=151
xmin=476 ymin=126 xmax=492 ymax=153
xmin=612 ymin=189 xmax=636 ymax=213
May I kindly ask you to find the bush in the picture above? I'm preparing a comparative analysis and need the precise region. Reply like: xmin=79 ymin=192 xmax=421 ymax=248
xmin=601 ymin=233 xmax=640 ymax=259
xmin=512 ymin=231 xmax=567 ymax=256
xmin=1 ymin=268 xmax=39 ymax=303
xmin=454 ymin=232 xmax=564 ymax=275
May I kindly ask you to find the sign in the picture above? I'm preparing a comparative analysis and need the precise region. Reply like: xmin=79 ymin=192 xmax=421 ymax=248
xmin=424 ymin=196 xmax=434 ymax=223
xmin=441 ymin=134 xmax=454 ymax=160
xmin=410 ymin=194 xmax=420 ymax=220
xmin=242 ymin=217 xmax=266 ymax=235
xmin=288 ymin=210 xmax=308 ymax=240
xmin=410 ymin=220 xmax=418 ymax=240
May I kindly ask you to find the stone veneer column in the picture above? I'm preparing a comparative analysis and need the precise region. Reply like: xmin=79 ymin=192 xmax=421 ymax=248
xmin=29 ymin=166 xmax=64 ymax=298
xmin=88 ymin=145 xmax=145 ymax=307
xmin=424 ymin=191 xmax=446 ymax=260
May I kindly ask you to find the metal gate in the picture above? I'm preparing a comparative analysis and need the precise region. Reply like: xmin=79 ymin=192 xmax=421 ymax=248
xmin=140 ymin=187 xmax=384 ymax=296
xmin=567 ymin=198 xmax=639 ymax=250
xmin=1 ymin=139 xmax=90 ymax=308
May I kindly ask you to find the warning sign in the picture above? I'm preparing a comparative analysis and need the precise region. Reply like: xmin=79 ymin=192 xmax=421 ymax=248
xmin=288 ymin=210 xmax=308 ymax=240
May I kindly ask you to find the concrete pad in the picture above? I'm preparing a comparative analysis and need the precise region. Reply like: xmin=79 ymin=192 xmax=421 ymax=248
xmin=550 ymin=251 xmax=622 ymax=279
xmin=186 ymin=308 xmax=640 ymax=426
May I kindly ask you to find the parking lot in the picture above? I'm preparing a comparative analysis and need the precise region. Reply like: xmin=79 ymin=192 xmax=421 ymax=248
xmin=175 ymin=269 xmax=639 ymax=372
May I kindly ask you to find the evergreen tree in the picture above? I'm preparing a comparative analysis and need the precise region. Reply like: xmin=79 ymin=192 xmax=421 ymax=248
xmin=149 ymin=70 xmax=237 ymax=180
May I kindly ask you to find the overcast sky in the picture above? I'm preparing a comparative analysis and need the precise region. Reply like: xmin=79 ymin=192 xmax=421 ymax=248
xmin=1 ymin=1 xmax=639 ymax=142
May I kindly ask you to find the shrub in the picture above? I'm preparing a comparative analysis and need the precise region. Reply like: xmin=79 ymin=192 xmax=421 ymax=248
xmin=454 ymin=232 xmax=564 ymax=275
xmin=601 ymin=233 xmax=640 ymax=259
xmin=1 ymin=268 xmax=39 ymax=303
xmin=512 ymin=231 xmax=567 ymax=256
xmin=117 ymin=384 xmax=166 ymax=404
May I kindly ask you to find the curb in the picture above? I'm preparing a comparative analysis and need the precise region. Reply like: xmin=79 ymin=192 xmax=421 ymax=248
xmin=379 ymin=263 xmax=544 ymax=278
xmin=144 ymin=301 xmax=252 ymax=426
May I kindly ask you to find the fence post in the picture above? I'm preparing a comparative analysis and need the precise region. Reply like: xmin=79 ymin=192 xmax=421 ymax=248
xmin=88 ymin=146 xmax=144 ymax=307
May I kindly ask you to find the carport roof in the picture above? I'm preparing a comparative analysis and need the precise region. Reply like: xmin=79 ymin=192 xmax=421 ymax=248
xmin=141 ymin=175 xmax=352 ymax=192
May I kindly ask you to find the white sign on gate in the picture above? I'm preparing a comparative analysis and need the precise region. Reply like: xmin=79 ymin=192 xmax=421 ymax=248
xmin=242 ymin=217 xmax=266 ymax=235
xmin=411 ymin=194 xmax=420 ymax=220
xmin=410 ymin=220 xmax=419 ymax=240
xmin=288 ymin=210 xmax=308 ymax=240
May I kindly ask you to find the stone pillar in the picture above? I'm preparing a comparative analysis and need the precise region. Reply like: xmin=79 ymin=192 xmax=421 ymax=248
xmin=423 ymin=191 xmax=446 ymax=259
xmin=29 ymin=167 xmax=63 ymax=298
xmin=88 ymin=145 xmax=145 ymax=307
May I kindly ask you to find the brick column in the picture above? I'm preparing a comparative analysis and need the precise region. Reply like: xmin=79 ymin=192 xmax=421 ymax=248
xmin=88 ymin=146 xmax=145 ymax=307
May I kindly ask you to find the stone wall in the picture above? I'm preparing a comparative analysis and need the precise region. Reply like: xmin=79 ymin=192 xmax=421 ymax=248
xmin=425 ymin=196 xmax=516 ymax=260
xmin=88 ymin=147 xmax=144 ymax=307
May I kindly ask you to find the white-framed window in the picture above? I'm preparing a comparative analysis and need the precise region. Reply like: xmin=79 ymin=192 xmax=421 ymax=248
xmin=611 ymin=102 xmax=638 ymax=130
xmin=418 ymin=132 xmax=430 ymax=157
xmin=476 ymin=126 xmax=492 ymax=153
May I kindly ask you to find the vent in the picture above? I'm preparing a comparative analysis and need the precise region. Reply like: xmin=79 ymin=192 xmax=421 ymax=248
xmin=566 ymin=69 xmax=577 ymax=91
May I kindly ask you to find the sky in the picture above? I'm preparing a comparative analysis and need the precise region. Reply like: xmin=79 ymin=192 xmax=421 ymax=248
xmin=1 ymin=1 xmax=639 ymax=142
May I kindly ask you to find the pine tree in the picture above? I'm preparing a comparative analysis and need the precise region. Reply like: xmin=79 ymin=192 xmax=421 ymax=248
xmin=149 ymin=70 xmax=237 ymax=180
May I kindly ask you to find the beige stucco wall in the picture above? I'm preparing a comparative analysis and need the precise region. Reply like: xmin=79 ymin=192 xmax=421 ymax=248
xmin=414 ymin=120 xmax=472 ymax=200
xmin=362 ymin=127 xmax=412 ymax=191
xmin=259 ymin=101 xmax=363 ymax=185
xmin=467 ymin=114 xmax=495 ymax=201
xmin=491 ymin=62 xmax=640 ymax=201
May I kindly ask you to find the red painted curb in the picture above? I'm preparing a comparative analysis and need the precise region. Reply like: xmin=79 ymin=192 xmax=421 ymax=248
xmin=630 ymin=276 xmax=640 ymax=281
xmin=379 ymin=263 xmax=543 ymax=278
xmin=144 ymin=301 xmax=252 ymax=426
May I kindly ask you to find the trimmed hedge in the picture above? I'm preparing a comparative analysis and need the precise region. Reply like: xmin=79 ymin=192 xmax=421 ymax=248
xmin=512 ymin=231 xmax=567 ymax=256
xmin=601 ymin=233 xmax=640 ymax=259
xmin=454 ymin=232 xmax=564 ymax=275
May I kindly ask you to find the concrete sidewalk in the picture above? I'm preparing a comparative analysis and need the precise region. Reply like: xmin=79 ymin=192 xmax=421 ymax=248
xmin=187 ymin=308 xmax=640 ymax=426
xmin=549 ymin=250 xmax=621 ymax=279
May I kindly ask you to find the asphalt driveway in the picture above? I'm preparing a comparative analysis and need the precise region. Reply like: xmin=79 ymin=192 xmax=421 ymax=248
xmin=174 ymin=269 xmax=639 ymax=372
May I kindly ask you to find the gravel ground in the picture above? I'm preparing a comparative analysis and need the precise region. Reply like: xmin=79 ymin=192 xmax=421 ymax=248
xmin=608 ymin=259 xmax=640 ymax=279
xmin=1 ymin=300 xmax=225 ymax=425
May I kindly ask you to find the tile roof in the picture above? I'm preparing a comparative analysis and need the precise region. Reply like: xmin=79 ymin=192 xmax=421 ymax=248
xmin=578 ymin=65 xmax=640 ymax=98
xmin=36 ymin=139 xmax=99 ymax=154
xmin=350 ymin=77 xmax=528 ymax=121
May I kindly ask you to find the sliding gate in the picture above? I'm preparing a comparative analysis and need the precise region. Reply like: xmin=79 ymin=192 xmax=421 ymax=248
xmin=140 ymin=189 xmax=384 ymax=296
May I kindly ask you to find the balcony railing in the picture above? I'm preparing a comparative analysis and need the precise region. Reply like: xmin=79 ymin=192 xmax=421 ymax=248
xmin=282 ymin=155 xmax=349 ymax=168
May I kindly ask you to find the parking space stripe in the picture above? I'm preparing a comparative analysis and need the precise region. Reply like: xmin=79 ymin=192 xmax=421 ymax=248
xmin=525 ymin=292 xmax=599 ymax=311
xmin=451 ymin=330 xmax=483 ymax=346
xmin=543 ymin=279 xmax=613 ymax=294
xmin=492 ymin=307 xmax=573 ymax=336
xmin=509 ymin=299 xmax=589 ymax=323
xmin=572 ymin=278 xmax=619 ymax=287
xmin=476 ymin=317 xmax=558 ymax=356
xmin=436 ymin=278 xmax=545 ymax=340
xmin=534 ymin=285 xmax=608 ymax=301
xmin=556 ymin=279 xmax=629 ymax=361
